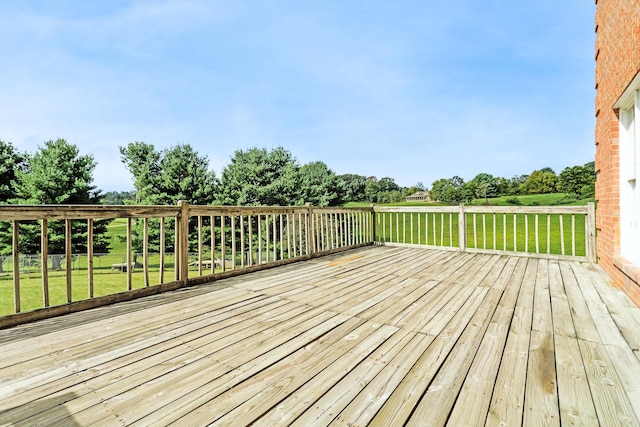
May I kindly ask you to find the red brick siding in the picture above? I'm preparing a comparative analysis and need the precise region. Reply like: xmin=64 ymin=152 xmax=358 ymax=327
xmin=594 ymin=0 xmax=640 ymax=305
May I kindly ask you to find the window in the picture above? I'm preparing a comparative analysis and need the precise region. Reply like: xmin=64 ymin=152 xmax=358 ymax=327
xmin=616 ymin=72 xmax=640 ymax=265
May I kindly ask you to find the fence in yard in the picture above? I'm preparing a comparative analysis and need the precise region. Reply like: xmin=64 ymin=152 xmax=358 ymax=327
xmin=0 ymin=203 xmax=372 ymax=323
xmin=373 ymin=203 xmax=597 ymax=262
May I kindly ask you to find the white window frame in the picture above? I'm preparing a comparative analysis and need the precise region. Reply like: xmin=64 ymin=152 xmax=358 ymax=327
xmin=615 ymin=72 xmax=640 ymax=265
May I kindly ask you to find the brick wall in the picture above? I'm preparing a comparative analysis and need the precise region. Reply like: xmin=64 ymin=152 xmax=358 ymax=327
xmin=594 ymin=0 xmax=640 ymax=305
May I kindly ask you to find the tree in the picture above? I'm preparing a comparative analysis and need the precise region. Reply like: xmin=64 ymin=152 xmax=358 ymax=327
xmin=120 ymin=142 xmax=218 ymax=252
xmin=465 ymin=173 xmax=500 ymax=204
xmin=506 ymin=175 xmax=528 ymax=195
xmin=217 ymin=147 xmax=299 ymax=206
xmin=297 ymin=161 xmax=343 ymax=206
xmin=430 ymin=176 xmax=466 ymax=204
xmin=338 ymin=174 xmax=368 ymax=202
xmin=0 ymin=141 xmax=27 ymax=271
xmin=0 ymin=140 xmax=26 ymax=202
xmin=558 ymin=161 xmax=596 ymax=197
xmin=7 ymin=139 xmax=110 ymax=269
xmin=520 ymin=169 xmax=558 ymax=194
xmin=101 ymin=191 xmax=136 ymax=205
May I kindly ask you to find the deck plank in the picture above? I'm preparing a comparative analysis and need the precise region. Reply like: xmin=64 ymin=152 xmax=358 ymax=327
xmin=0 ymin=247 xmax=638 ymax=427
xmin=445 ymin=256 xmax=525 ymax=426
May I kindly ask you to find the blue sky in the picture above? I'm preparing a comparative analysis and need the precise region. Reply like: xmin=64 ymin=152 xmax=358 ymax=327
xmin=0 ymin=0 xmax=596 ymax=192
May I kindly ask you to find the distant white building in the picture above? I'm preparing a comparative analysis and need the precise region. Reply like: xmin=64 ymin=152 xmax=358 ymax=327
xmin=405 ymin=191 xmax=430 ymax=202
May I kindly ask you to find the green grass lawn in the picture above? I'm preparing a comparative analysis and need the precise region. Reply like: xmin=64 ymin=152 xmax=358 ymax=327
xmin=346 ymin=192 xmax=595 ymax=208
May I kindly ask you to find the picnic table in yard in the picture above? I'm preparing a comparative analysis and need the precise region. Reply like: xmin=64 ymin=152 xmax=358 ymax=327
xmin=110 ymin=262 xmax=136 ymax=273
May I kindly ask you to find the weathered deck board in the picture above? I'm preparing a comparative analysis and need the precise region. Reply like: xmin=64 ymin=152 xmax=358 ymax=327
xmin=0 ymin=246 xmax=638 ymax=426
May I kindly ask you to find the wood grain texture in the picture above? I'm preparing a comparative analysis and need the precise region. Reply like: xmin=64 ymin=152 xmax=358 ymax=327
xmin=0 ymin=247 xmax=637 ymax=427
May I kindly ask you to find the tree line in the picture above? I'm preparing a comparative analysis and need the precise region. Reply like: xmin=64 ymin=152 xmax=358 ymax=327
xmin=0 ymin=138 xmax=595 ymax=262
xmin=429 ymin=164 xmax=595 ymax=205
xmin=0 ymin=139 xmax=408 ymax=260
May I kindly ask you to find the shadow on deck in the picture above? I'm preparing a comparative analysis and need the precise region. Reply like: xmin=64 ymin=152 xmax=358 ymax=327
xmin=1 ymin=246 xmax=639 ymax=426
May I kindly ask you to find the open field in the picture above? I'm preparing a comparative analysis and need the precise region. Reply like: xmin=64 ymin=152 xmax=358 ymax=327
xmin=345 ymin=193 xmax=595 ymax=208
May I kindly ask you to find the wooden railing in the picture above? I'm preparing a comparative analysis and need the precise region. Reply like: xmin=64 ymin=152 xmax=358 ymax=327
xmin=0 ymin=202 xmax=597 ymax=326
xmin=0 ymin=203 xmax=373 ymax=325
xmin=373 ymin=203 xmax=597 ymax=262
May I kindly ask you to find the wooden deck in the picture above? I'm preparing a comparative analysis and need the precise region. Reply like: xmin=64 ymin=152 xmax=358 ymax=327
xmin=1 ymin=246 xmax=639 ymax=426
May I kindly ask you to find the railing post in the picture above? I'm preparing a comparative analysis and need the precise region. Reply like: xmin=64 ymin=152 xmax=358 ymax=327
xmin=458 ymin=204 xmax=467 ymax=252
xmin=178 ymin=200 xmax=190 ymax=285
xmin=587 ymin=202 xmax=597 ymax=263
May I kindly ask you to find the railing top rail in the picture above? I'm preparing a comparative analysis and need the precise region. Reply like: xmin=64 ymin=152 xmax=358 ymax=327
xmin=0 ymin=204 xmax=375 ymax=222
xmin=373 ymin=205 xmax=590 ymax=214
xmin=463 ymin=205 xmax=589 ymax=214
xmin=0 ymin=205 xmax=181 ymax=221
xmin=188 ymin=205 xmax=373 ymax=216
xmin=373 ymin=206 xmax=457 ymax=213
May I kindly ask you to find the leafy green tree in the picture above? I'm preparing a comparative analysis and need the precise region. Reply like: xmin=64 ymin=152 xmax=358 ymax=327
xmin=0 ymin=140 xmax=26 ymax=202
xmin=465 ymin=173 xmax=500 ymax=204
xmin=430 ymin=176 xmax=466 ymax=204
xmin=101 ymin=191 xmax=136 ymax=205
xmin=4 ymin=139 xmax=110 ymax=269
xmin=120 ymin=142 xmax=218 ymax=252
xmin=520 ymin=169 xmax=558 ymax=194
xmin=297 ymin=161 xmax=343 ymax=206
xmin=338 ymin=174 xmax=368 ymax=202
xmin=364 ymin=179 xmax=380 ymax=203
xmin=558 ymin=161 xmax=595 ymax=197
xmin=0 ymin=141 xmax=27 ymax=271
xmin=217 ymin=147 xmax=299 ymax=206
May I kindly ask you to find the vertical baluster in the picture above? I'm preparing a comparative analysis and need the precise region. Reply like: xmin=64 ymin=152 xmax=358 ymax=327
xmin=240 ymin=215 xmax=245 ymax=267
xmin=571 ymin=214 xmax=576 ymax=256
xmin=525 ymin=214 xmax=529 ymax=253
xmin=232 ymin=215 xmax=237 ymax=269
xmin=159 ymin=217 xmax=165 ymax=282
xmin=87 ymin=219 xmax=94 ymax=297
xmin=492 ymin=213 xmax=496 ymax=250
xmin=127 ymin=218 xmax=132 ymax=290
xmin=473 ymin=213 xmax=477 ymax=249
xmin=174 ymin=216 xmax=180 ymax=281
xmin=66 ymin=219 xmax=73 ymax=301
xmin=513 ymin=214 xmax=517 ymax=252
xmin=220 ymin=215 xmax=226 ymax=272
xmin=482 ymin=213 xmax=487 ymax=250
xmin=248 ymin=215 xmax=253 ymax=266
xmin=560 ymin=215 xmax=565 ymax=256
xmin=210 ymin=215 xmax=215 ymax=274
xmin=41 ymin=219 xmax=49 ymax=306
xmin=258 ymin=215 xmax=263 ymax=264
xmin=431 ymin=213 xmax=436 ymax=246
xmin=197 ymin=216 xmax=203 ymax=276
xmin=503 ymin=214 xmax=507 ymax=251
xmin=547 ymin=215 xmax=551 ymax=255
xmin=299 ymin=212 xmax=304 ymax=254
xmin=144 ymin=217 xmax=150 ymax=286
xmin=535 ymin=214 xmax=539 ymax=254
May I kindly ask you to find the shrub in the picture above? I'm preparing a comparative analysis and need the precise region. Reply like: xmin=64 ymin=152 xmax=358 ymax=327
xmin=505 ymin=197 xmax=521 ymax=205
